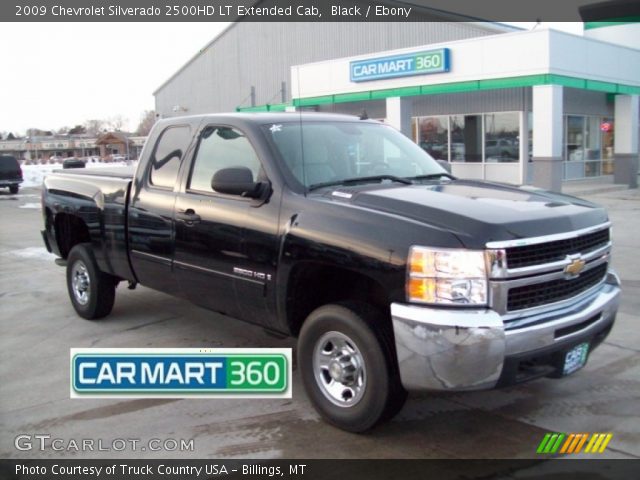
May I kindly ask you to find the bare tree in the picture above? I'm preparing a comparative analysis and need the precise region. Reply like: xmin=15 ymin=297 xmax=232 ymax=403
xmin=108 ymin=115 xmax=127 ymax=131
xmin=69 ymin=125 xmax=87 ymax=135
xmin=85 ymin=119 xmax=105 ymax=136
xmin=26 ymin=128 xmax=51 ymax=137
xmin=136 ymin=110 xmax=156 ymax=136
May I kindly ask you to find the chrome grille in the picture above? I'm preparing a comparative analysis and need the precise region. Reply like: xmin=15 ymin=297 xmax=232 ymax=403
xmin=505 ymin=228 xmax=610 ymax=269
xmin=507 ymin=263 xmax=608 ymax=311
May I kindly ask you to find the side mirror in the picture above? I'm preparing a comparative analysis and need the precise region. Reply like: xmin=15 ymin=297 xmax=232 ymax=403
xmin=211 ymin=166 xmax=263 ymax=198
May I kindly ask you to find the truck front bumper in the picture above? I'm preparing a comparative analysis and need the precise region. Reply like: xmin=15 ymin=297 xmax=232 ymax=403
xmin=391 ymin=270 xmax=621 ymax=391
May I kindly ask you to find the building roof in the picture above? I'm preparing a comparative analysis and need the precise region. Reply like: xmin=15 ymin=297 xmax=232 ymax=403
xmin=95 ymin=132 xmax=134 ymax=145
xmin=153 ymin=1 xmax=520 ymax=96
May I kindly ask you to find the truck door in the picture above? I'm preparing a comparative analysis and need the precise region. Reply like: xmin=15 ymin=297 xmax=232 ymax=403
xmin=128 ymin=123 xmax=194 ymax=294
xmin=173 ymin=125 xmax=262 ymax=319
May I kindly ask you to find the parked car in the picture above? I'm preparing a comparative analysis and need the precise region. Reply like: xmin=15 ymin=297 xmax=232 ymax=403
xmin=41 ymin=113 xmax=620 ymax=432
xmin=0 ymin=155 xmax=23 ymax=194
xmin=485 ymin=138 xmax=518 ymax=161
xmin=62 ymin=158 xmax=86 ymax=169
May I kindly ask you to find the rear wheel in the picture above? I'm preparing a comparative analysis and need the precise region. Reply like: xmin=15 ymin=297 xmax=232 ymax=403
xmin=9 ymin=185 xmax=18 ymax=194
xmin=66 ymin=243 xmax=117 ymax=319
xmin=298 ymin=302 xmax=407 ymax=432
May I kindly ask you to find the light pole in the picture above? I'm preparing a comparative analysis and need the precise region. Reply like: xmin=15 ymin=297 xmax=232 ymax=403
xmin=26 ymin=137 xmax=38 ymax=163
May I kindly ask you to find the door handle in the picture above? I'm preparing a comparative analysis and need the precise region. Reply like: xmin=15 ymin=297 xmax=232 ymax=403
xmin=176 ymin=209 xmax=201 ymax=225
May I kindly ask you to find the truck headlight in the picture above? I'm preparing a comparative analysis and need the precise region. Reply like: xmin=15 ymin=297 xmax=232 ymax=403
xmin=406 ymin=246 xmax=488 ymax=305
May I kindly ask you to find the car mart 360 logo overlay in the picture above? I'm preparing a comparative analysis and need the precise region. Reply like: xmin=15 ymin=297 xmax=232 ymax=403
xmin=537 ymin=432 xmax=613 ymax=455
xmin=71 ymin=348 xmax=291 ymax=398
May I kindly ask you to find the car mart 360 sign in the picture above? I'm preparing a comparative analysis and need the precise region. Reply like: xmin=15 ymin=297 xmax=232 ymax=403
xmin=71 ymin=348 xmax=291 ymax=398
xmin=350 ymin=48 xmax=450 ymax=82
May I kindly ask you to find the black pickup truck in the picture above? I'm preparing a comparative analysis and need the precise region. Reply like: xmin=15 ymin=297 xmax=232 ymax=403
xmin=41 ymin=113 xmax=620 ymax=431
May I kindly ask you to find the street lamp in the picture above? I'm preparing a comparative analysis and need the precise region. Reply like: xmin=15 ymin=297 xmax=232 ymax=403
xmin=25 ymin=137 xmax=38 ymax=163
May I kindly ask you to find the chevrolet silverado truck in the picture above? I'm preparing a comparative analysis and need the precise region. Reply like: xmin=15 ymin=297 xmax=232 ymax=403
xmin=41 ymin=113 xmax=620 ymax=432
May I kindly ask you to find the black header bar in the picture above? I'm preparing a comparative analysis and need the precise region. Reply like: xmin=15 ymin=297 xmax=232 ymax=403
xmin=4 ymin=0 xmax=636 ymax=22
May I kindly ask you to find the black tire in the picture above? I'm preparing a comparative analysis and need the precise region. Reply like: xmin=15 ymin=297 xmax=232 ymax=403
xmin=298 ymin=302 xmax=407 ymax=432
xmin=66 ymin=243 xmax=116 ymax=319
xmin=9 ymin=185 xmax=18 ymax=194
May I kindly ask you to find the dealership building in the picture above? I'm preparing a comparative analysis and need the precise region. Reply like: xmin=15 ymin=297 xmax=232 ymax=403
xmin=154 ymin=9 xmax=639 ymax=191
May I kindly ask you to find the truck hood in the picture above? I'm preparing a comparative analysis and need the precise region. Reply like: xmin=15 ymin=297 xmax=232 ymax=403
xmin=321 ymin=180 xmax=608 ymax=248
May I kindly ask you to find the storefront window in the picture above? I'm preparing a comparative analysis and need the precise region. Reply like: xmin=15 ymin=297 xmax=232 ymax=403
xmin=417 ymin=116 xmax=448 ymax=160
xmin=484 ymin=112 xmax=519 ymax=163
xmin=411 ymin=117 xmax=418 ymax=143
xmin=565 ymin=116 xmax=585 ymax=179
xmin=584 ymin=116 xmax=602 ymax=177
xmin=564 ymin=115 xmax=611 ymax=180
xmin=526 ymin=111 xmax=533 ymax=184
xmin=602 ymin=118 xmax=614 ymax=175
xmin=451 ymin=114 xmax=482 ymax=162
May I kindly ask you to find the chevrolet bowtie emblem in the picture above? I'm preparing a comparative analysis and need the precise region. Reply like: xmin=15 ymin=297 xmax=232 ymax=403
xmin=564 ymin=256 xmax=586 ymax=277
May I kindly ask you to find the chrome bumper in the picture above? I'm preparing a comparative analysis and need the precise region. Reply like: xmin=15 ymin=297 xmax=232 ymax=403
xmin=391 ymin=271 xmax=621 ymax=391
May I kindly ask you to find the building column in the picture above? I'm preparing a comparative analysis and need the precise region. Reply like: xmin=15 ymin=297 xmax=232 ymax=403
xmin=386 ymin=97 xmax=412 ymax=138
xmin=613 ymin=95 xmax=639 ymax=188
xmin=532 ymin=85 xmax=564 ymax=192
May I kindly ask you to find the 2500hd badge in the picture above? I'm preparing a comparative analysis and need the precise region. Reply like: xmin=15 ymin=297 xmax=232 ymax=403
xmin=41 ymin=113 xmax=620 ymax=432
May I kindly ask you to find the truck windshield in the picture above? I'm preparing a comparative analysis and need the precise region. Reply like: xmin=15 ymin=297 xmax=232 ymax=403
xmin=262 ymin=121 xmax=448 ymax=189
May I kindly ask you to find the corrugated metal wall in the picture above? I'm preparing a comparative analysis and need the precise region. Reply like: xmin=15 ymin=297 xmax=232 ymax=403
xmin=318 ymin=100 xmax=387 ymax=118
xmin=412 ymin=88 xmax=530 ymax=116
xmin=154 ymin=21 xmax=509 ymax=116
xmin=563 ymin=88 xmax=613 ymax=116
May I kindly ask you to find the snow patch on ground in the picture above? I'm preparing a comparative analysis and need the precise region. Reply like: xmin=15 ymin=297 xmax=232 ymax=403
xmin=0 ymin=193 xmax=38 ymax=200
xmin=18 ymin=203 xmax=41 ymax=209
xmin=21 ymin=161 xmax=136 ymax=188
xmin=2 ymin=247 xmax=54 ymax=260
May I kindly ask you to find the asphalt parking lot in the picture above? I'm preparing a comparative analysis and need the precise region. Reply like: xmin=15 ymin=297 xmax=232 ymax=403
xmin=1 ymin=186 xmax=639 ymax=460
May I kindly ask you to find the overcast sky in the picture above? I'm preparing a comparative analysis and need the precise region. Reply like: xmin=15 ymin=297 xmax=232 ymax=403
xmin=0 ymin=22 xmax=581 ymax=136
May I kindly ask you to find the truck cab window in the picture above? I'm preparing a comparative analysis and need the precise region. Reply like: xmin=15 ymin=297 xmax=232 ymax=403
xmin=189 ymin=126 xmax=261 ymax=193
xmin=149 ymin=125 xmax=192 ymax=189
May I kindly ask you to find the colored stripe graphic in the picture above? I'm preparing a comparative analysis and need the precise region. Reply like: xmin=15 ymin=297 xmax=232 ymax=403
xmin=537 ymin=433 xmax=552 ymax=453
xmin=537 ymin=433 xmax=565 ymax=453
xmin=560 ymin=433 xmax=589 ymax=453
xmin=585 ymin=433 xmax=613 ymax=453
xmin=539 ymin=433 xmax=613 ymax=454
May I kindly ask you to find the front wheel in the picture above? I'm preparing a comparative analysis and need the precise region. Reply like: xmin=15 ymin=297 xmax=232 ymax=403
xmin=66 ymin=243 xmax=117 ymax=319
xmin=298 ymin=302 xmax=407 ymax=432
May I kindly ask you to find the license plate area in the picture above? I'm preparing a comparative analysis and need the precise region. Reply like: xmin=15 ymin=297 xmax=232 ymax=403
xmin=563 ymin=342 xmax=590 ymax=376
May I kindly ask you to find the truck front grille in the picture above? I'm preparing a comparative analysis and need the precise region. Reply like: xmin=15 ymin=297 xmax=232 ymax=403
xmin=505 ymin=228 xmax=610 ymax=269
xmin=507 ymin=263 xmax=607 ymax=311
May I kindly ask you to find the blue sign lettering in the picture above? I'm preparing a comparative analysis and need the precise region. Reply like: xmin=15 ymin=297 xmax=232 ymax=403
xmin=350 ymin=48 xmax=450 ymax=82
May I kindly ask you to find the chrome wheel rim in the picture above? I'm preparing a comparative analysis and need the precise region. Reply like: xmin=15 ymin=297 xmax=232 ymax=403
xmin=313 ymin=331 xmax=366 ymax=407
xmin=71 ymin=261 xmax=90 ymax=306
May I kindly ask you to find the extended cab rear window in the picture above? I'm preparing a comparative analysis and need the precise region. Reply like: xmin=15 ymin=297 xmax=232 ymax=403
xmin=149 ymin=125 xmax=191 ymax=189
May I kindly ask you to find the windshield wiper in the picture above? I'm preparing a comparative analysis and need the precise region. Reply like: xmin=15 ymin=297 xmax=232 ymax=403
xmin=407 ymin=172 xmax=456 ymax=181
xmin=309 ymin=175 xmax=413 ymax=191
